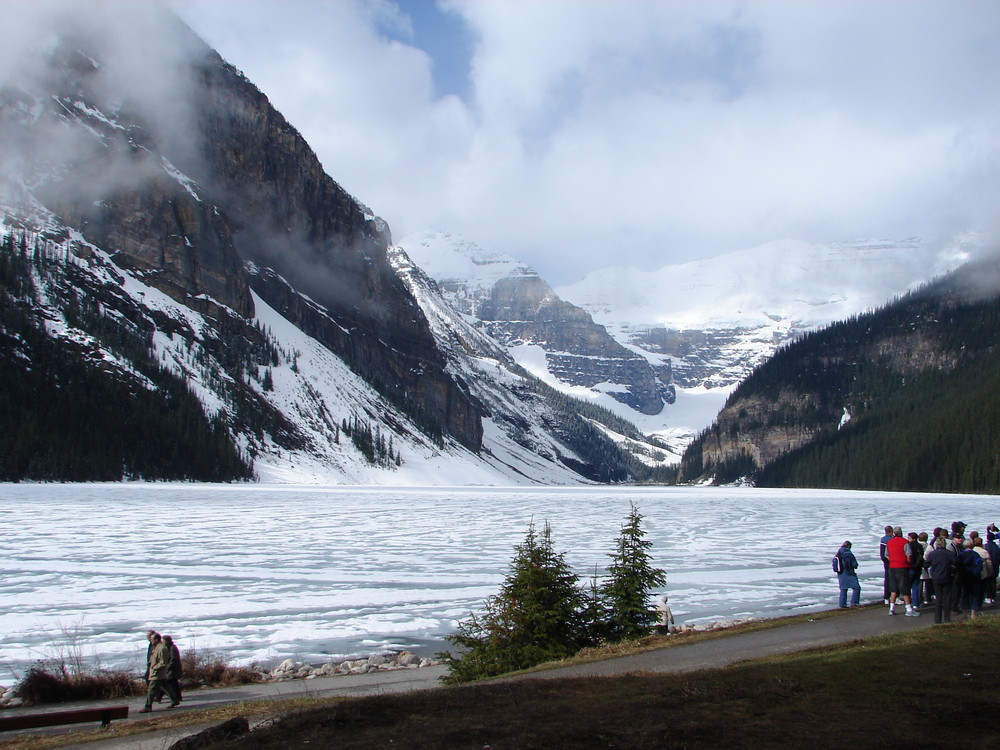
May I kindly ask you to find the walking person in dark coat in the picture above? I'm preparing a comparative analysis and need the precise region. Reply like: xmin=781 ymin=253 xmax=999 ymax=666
xmin=162 ymin=635 xmax=183 ymax=704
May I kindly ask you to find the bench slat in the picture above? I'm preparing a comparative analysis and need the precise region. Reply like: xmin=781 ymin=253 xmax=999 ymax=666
xmin=0 ymin=705 xmax=129 ymax=731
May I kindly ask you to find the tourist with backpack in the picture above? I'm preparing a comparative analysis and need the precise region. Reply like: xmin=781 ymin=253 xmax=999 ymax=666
xmin=972 ymin=537 xmax=993 ymax=604
xmin=834 ymin=541 xmax=861 ymax=608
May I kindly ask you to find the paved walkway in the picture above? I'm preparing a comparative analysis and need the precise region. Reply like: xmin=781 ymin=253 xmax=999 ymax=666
xmin=3 ymin=602 xmax=990 ymax=749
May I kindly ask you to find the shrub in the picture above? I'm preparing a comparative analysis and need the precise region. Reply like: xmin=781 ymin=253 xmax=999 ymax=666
xmin=12 ymin=664 xmax=143 ymax=705
xmin=441 ymin=509 xmax=668 ymax=683
xmin=440 ymin=521 xmax=590 ymax=683
xmin=599 ymin=503 xmax=667 ymax=642
xmin=181 ymin=647 xmax=263 ymax=687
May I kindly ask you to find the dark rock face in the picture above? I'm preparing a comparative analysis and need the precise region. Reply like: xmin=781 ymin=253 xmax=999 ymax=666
xmin=43 ymin=175 xmax=254 ymax=320
xmin=5 ymin=37 xmax=254 ymax=320
xmin=472 ymin=275 xmax=664 ymax=415
xmin=180 ymin=54 xmax=482 ymax=450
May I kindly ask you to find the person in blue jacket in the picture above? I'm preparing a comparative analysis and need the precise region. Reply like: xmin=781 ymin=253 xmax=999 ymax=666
xmin=836 ymin=541 xmax=861 ymax=608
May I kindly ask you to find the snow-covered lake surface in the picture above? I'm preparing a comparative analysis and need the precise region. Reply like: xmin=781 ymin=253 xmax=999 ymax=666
xmin=1 ymin=484 xmax=996 ymax=685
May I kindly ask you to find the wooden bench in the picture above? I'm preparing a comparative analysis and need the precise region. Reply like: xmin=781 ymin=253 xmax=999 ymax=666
xmin=0 ymin=705 xmax=129 ymax=731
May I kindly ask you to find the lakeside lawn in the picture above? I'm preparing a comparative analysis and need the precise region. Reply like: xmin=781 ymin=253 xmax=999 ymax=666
xmin=207 ymin=615 xmax=1000 ymax=749
xmin=4 ymin=613 xmax=999 ymax=750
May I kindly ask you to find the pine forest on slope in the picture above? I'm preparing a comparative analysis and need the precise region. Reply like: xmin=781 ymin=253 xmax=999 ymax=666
xmin=680 ymin=259 xmax=1000 ymax=494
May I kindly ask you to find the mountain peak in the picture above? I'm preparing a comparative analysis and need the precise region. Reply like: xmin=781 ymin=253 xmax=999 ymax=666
xmin=401 ymin=230 xmax=538 ymax=292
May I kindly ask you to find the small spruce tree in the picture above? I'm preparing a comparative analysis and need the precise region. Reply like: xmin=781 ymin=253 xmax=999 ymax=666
xmin=600 ymin=503 xmax=666 ymax=642
xmin=440 ymin=521 xmax=587 ymax=683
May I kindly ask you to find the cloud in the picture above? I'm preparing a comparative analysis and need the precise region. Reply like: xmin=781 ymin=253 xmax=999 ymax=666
xmin=168 ymin=1 xmax=1000 ymax=283
xmin=0 ymin=0 xmax=211 ymax=194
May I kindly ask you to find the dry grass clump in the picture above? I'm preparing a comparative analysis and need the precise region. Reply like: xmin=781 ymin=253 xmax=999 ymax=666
xmin=10 ymin=646 xmax=262 ymax=707
xmin=12 ymin=665 xmax=143 ymax=705
xmin=180 ymin=648 xmax=262 ymax=688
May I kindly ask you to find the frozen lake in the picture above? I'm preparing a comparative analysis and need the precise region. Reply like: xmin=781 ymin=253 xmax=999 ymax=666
xmin=1 ymin=484 xmax=996 ymax=685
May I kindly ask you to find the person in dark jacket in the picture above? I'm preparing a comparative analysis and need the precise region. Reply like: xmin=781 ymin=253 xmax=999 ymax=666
xmin=924 ymin=537 xmax=957 ymax=624
xmin=836 ymin=541 xmax=861 ymax=608
xmin=905 ymin=532 xmax=924 ymax=606
xmin=959 ymin=539 xmax=984 ymax=618
xmin=985 ymin=533 xmax=1000 ymax=604
xmin=947 ymin=533 xmax=965 ymax=614
xmin=162 ymin=635 xmax=183 ymax=704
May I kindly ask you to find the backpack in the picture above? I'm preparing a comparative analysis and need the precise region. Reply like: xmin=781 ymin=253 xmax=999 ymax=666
xmin=906 ymin=541 xmax=923 ymax=574
xmin=961 ymin=550 xmax=983 ymax=578
xmin=832 ymin=553 xmax=844 ymax=574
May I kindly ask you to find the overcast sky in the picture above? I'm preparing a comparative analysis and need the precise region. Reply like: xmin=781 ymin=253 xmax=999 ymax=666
xmin=173 ymin=0 xmax=1000 ymax=284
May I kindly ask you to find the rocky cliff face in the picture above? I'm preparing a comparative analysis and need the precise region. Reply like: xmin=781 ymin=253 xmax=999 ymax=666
xmin=1 ymin=7 xmax=482 ymax=453
xmin=389 ymin=244 xmax=676 ymax=482
xmin=401 ymin=231 xmax=667 ymax=415
xmin=3 ymin=43 xmax=254 ymax=321
xmin=185 ymin=55 xmax=482 ymax=449
xmin=628 ymin=325 xmax=786 ymax=390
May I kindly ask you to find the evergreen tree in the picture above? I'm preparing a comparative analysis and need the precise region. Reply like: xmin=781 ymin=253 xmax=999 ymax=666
xmin=599 ymin=504 xmax=666 ymax=641
xmin=440 ymin=521 xmax=588 ymax=683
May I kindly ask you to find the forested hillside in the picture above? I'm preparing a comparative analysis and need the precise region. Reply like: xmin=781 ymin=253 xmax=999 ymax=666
xmin=680 ymin=260 xmax=1000 ymax=493
xmin=0 ymin=231 xmax=257 ymax=482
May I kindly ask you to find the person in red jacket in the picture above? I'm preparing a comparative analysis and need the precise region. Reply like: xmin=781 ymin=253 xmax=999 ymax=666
xmin=886 ymin=526 xmax=920 ymax=616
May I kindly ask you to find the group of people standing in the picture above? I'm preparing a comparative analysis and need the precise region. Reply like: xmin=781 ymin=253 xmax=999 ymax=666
xmin=140 ymin=630 xmax=183 ymax=713
xmin=834 ymin=520 xmax=999 ymax=624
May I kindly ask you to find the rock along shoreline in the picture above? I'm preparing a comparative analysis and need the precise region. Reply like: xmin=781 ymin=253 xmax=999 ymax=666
xmin=264 ymin=650 xmax=438 ymax=681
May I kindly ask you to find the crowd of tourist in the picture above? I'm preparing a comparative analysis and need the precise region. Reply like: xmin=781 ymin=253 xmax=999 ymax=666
xmin=833 ymin=521 xmax=999 ymax=624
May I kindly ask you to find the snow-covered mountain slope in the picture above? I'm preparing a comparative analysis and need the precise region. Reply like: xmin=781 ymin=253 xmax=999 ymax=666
xmin=559 ymin=237 xmax=971 ymax=332
xmin=400 ymin=230 xmax=671 ymax=416
xmin=0 ymin=204 xmax=527 ymax=485
xmin=390 ymin=244 xmax=675 ymax=483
